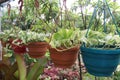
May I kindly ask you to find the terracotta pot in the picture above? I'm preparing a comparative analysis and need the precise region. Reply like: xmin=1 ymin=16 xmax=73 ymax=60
xmin=11 ymin=39 xmax=26 ymax=54
xmin=27 ymin=42 xmax=48 ymax=58
xmin=12 ymin=45 xmax=26 ymax=54
xmin=49 ymin=46 xmax=80 ymax=68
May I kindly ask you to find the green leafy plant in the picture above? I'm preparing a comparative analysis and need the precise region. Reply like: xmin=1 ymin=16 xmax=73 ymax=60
xmin=9 ymin=54 xmax=47 ymax=80
xmin=0 ymin=27 xmax=21 ymax=42
xmin=81 ymin=30 xmax=120 ymax=49
xmin=0 ymin=51 xmax=48 ymax=80
xmin=16 ymin=30 xmax=49 ymax=45
xmin=50 ymin=28 xmax=81 ymax=49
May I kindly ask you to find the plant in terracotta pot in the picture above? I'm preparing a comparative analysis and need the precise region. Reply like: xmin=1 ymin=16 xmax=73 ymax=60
xmin=4 ymin=29 xmax=27 ymax=52
xmin=0 ymin=27 xmax=26 ymax=55
xmin=49 ymin=28 xmax=81 ymax=68
xmin=17 ymin=30 xmax=49 ymax=58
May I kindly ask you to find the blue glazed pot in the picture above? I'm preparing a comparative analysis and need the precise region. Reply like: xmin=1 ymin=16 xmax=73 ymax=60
xmin=80 ymin=46 xmax=120 ymax=77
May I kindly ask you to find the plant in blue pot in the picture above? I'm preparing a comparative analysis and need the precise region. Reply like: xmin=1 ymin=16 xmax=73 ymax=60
xmin=80 ymin=0 xmax=120 ymax=77
xmin=80 ymin=29 xmax=120 ymax=77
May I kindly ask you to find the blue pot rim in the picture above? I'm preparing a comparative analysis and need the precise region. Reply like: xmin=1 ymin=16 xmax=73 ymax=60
xmin=80 ymin=46 xmax=120 ymax=54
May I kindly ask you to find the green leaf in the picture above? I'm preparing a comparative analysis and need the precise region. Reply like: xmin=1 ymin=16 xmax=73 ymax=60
xmin=4 ymin=53 xmax=13 ymax=57
xmin=53 ymin=32 xmax=62 ymax=40
xmin=50 ymin=28 xmax=80 ymax=48
xmin=27 ymin=58 xmax=47 ymax=80
xmin=15 ymin=54 xmax=27 ymax=80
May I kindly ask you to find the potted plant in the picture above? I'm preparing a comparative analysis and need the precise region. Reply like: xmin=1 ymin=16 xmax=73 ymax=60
xmin=49 ymin=28 xmax=81 ymax=68
xmin=80 ymin=30 xmax=120 ymax=77
xmin=17 ymin=30 xmax=49 ymax=58
xmin=0 ymin=27 xmax=27 ymax=54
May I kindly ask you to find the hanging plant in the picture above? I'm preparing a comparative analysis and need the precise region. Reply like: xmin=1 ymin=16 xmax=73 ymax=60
xmin=49 ymin=28 xmax=81 ymax=68
xmin=15 ymin=30 xmax=49 ymax=58
xmin=80 ymin=0 xmax=120 ymax=77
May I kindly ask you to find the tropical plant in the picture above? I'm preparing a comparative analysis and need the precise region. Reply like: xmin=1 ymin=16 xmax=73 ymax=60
xmin=50 ymin=28 xmax=81 ymax=49
xmin=15 ymin=30 xmax=49 ymax=45
xmin=0 ymin=27 xmax=21 ymax=42
xmin=48 ymin=28 xmax=81 ymax=68
xmin=81 ymin=30 xmax=120 ymax=49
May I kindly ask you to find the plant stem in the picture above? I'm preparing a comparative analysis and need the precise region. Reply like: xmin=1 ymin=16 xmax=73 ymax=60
xmin=15 ymin=54 xmax=26 ymax=80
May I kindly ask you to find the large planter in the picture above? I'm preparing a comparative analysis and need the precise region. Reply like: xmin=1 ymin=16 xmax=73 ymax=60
xmin=26 ymin=42 xmax=48 ymax=58
xmin=80 ymin=46 xmax=120 ymax=77
xmin=49 ymin=46 xmax=79 ymax=68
